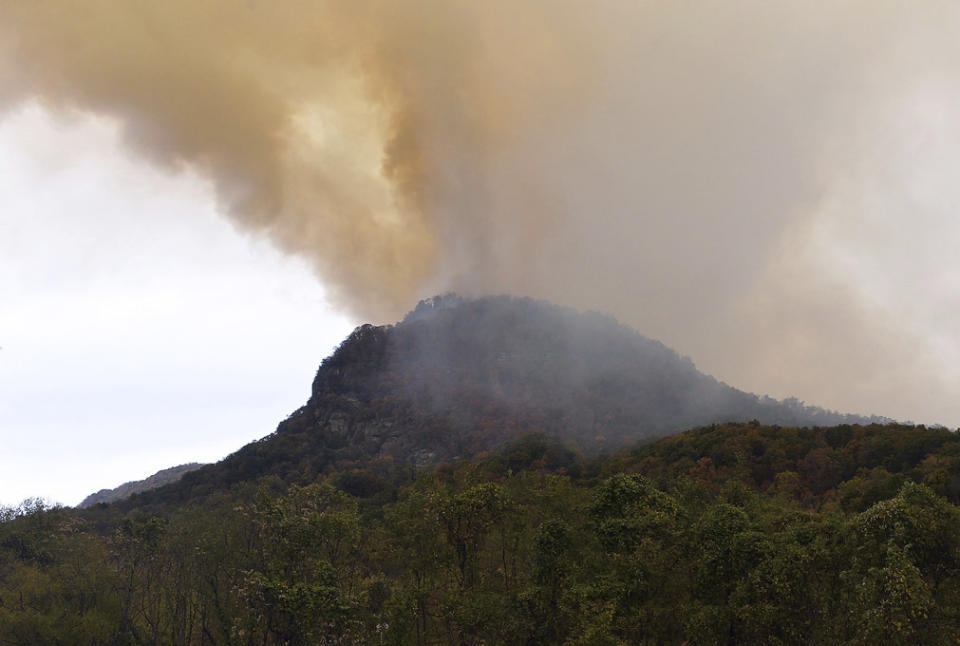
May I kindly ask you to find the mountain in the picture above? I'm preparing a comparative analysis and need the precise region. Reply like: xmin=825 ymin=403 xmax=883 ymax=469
xmin=146 ymin=295 xmax=885 ymax=503
xmin=77 ymin=463 xmax=206 ymax=507
xmin=16 ymin=297 xmax=956 ymax=645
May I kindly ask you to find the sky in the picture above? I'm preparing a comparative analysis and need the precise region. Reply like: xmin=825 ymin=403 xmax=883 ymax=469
xmin=3 ymin=1 xmax=960 ymax=505
xmin=0 ymin=105 xmax=354 ymax=506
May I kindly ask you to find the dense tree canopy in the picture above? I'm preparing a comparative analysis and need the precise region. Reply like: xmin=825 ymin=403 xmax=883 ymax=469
xmin=3 ymin=422 xmax=960 ymax=645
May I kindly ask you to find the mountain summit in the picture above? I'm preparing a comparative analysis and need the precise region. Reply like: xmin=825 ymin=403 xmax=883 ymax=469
xmin=164 ymin=295 xmax=883 ymax=497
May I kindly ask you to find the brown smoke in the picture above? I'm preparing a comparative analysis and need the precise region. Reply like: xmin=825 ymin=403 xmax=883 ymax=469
xmin=3 ymin=1 xmax=960 ymax=424
xmin=0 ymin=0 xmax=592 ymax=316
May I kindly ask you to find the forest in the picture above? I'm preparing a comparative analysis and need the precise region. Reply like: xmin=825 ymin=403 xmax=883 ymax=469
xmin=2 ymin=421 xmax=960 ymax=645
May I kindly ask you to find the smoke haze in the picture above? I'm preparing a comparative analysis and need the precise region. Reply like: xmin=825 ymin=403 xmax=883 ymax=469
xmin=3 ymin=1 xmax=960 ymax=425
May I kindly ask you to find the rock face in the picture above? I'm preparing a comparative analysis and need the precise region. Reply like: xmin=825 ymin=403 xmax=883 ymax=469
xmin=198 ymin=295 xmax=886 ymax=491
xmin=78 ymin=463 xmax=207 ymax=508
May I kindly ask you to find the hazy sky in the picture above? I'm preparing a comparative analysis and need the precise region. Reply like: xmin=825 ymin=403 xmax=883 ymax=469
xmin=3 ymin=1 xmax=960 ymax=505
xmin=0 ymin=106 xmax=353 ymax=506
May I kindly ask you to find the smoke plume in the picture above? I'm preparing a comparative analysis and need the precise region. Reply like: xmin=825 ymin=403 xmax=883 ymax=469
xmin=3 ymin=1 xmax=960 ymax=424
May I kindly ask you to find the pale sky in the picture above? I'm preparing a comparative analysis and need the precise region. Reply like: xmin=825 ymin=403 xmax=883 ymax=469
xmin=0 ymin=104 xmax=354 ymax=506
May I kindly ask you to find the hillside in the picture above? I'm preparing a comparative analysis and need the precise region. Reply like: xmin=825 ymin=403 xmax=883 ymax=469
xmin=5 ymin=421 xmax=960 ymax=645
xmin=77 ymin=463 xmax=206 ymax=508
xmin=146 ymin=295 xmax=885 ymax=503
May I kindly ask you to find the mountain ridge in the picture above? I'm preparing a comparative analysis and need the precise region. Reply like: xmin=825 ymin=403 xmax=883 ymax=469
xmin=78 ymin=463 xmax=206 ymax=508
xmin=124 ymin=295 xmax=887 ymax=506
